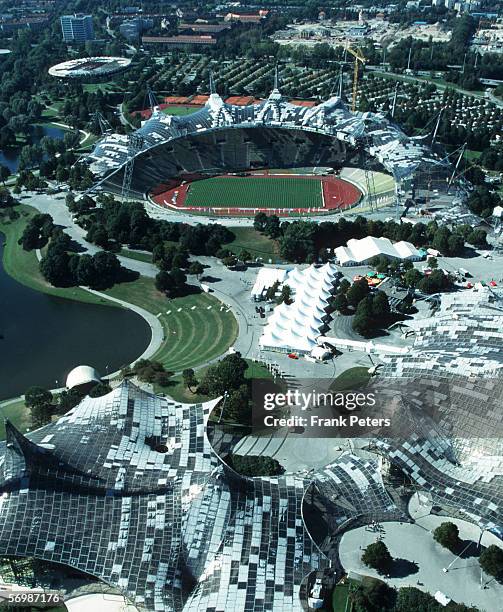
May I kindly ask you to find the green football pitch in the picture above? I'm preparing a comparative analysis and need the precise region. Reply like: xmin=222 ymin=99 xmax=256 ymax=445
xmin=184 ymin=176 xmax=323 ymax=209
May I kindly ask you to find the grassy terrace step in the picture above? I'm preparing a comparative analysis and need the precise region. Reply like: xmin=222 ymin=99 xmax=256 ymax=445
xmin=104 ymin=277 xmax=238 ymax=373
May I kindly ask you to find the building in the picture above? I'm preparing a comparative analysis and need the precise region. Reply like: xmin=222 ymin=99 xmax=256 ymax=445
xmin=60 ymin=14 xmax=94 ymax=43
xmin=119 ymin=17 xmax=153 ymax=42
xmin=334 ymin=236 xmax=422 ymax=266
xmin=65 ymin=365 xmax=101 ymax=393
xmin=141 ymin=34 xmax=218 ymax=48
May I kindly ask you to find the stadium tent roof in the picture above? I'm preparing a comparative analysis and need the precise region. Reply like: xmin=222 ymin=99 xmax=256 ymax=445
xmin=251 ymin=268 xmax=288 ymax=299
xmin=85 ymin=86 xmax=452 ymax=197
xmin=335 ymin=236 xmax=421 ymax=266
xmin=260 ymin=263 xmax=339 ymax=353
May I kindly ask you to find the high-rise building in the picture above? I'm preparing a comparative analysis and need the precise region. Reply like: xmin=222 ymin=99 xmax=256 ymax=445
xmin=60 ymin=14 xmax=94 ymax=43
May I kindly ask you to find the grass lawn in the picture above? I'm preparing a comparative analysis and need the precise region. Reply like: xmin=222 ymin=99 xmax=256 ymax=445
xmin=120 ymin=248 xmax=153 ymax=263
xmin=330 ymin=367 xmax=371 ymax=393
xmin=0 ymin=400 xmax=32 ymax=440
xmin=0 ymin=205 xmax=112 ymax=306
xmin=332 ymin=580 xmax=351 ymax=612
xmin=228 ymin=226 xmax=279 ymax=262
xmin=185 ymin=176 xmax=323 ymax=209
xmin=161 ymin=105 xmax=199 ymax=116
xmin=160 ymin=358 xmax=272 ymax=403
xmin=104 ymin=277 xmax=238 ymax=372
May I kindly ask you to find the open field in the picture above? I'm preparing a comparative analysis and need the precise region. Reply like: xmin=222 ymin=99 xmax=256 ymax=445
xmin=227 ymin=226 xmax=279 ymax=262
xmin=104 ymin=277 xmax=238 ymax=373
xmin=161 ymin=359 xmax=272 ymax=404
xmin=161 ymin=105 xmax=200 ymax=116
xmin=120 ymin=248 xmax=153 ymax=263
xmin=184 ymin=176 xmax=324 ymax=209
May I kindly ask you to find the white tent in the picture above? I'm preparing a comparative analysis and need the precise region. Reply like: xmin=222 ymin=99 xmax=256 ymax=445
xmin=334 ymin=236 xmax=422 ymax=266
xmin=260 ymin=263 xmax=339 ymax=354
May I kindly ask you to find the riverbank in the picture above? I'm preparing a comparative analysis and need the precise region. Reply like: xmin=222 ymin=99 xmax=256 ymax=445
xmin=0 ymin=205 xmax=115 ymax=306
xmin=0 ymin=203 xmax=238 ymax=405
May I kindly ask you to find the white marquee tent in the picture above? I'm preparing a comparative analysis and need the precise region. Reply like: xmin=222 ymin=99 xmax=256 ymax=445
xmin=259 ymin=263 xmax=339 ymax=354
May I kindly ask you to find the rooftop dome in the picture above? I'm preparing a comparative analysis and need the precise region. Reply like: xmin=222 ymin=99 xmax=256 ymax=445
xmin=66 ymin=365 xmax=101 ymax=390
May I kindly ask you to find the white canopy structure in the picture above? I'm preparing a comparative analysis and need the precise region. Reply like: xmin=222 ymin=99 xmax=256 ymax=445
xmin=259 ymin=263 xmax=339 ymax=354
xmin=334 ymin=236 xmax=422 ymax=266
xmin=251 ymin=268 xmax=288 ymax=301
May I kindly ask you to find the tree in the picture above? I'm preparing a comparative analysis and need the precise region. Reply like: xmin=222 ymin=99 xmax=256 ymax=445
xmin=338 ymin=278 xmax=351 ymax=294
xmin=332 ymin=292 xmax=348 ymax=314
xmin=199 ymin=354 xmax=248 ymax=397
xmin=58 ymin=388 xmax=84 ymax=413
xmin=278 ymin=284 xmax=293 ymax=305
xmin=182 ymin=368 xmax=198 ymax=392
xmin=228 ymin=454 xmax=284 ymax=476
xmin=479 ymin=544 xmax=503 ymax=580
xmin=428 ymin=256 xmax=438 ymax=269
xmin=433 ymin=522 xmax=460 ymax=552
xmin=188 ymin=261 xmax=204 ymax=278
xmin=418 ymin=269 xmax=451 ymax=294
xmin=347 ymin=278 xmax=370 ymax=307
xmin=404 ymin=268 xmax=422 ymax=288
xmin=88 ymin=382 xmax=112 ymax=398
xmin=467 ymin=229 xmax=488 ymax=248
xmin=0 ymin=164 xmax=10 ymax=185
xmin=394 ymin=587 xmax=440 ymax=612
xmin=25 ymin=386 xmax=53 ymax=409
xmin=372 ymin=291 xmax=391 ymax=323
xmin=349 ymin=580 xmax=395 ymax=612
xmin=361 ymin=541 xmax=392 ymax=572
xmin=155 ymin=270 xmax=174 ymax=296
xmin=352 ymin=296 xmax=374 ymax=337
xmin=239 ymin=249 xmax=252 ymax=264
xmin=253 ymin=212 xmax=268 ymax=232
xmin=222 ymin=255 xmax=238 ymax=268
xmin=76 ymin=254 xmax=97 ymax=287
xmin=91 ymin=251 xmax=122 ymax=289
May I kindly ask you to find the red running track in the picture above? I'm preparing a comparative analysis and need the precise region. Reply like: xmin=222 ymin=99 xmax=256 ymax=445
xmin=150 ymin=173 xmax=361 ymax=217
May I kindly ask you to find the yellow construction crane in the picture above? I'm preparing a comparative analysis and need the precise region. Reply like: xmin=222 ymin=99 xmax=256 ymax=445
xmin=345 ymin=45 xmax=366 ymax=112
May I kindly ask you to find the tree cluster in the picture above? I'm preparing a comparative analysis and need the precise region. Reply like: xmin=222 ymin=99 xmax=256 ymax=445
xmin=18 ymin=213 xmax=54 ymax=251
xmin=253 ymin=214 xmax=470 ymax=264
xmin=467 ymin=186 xmax=501 ymax=220
xmin=227 ymin=454 xmax=284 ymax=477
xmin=40 ymin=228 xmax=136 ymax=289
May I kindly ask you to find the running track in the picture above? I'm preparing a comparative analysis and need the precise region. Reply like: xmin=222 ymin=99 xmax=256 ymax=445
xmin=150 ymin=173 xmax=361 ymax=217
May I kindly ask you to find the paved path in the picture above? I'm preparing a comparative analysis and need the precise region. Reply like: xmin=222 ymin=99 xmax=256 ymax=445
xmin=339 ymin=520 xmax=503 ymax=610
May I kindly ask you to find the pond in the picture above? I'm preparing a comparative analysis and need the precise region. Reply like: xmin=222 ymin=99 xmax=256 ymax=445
xmin=0 ymin=124 xmax=67 ymax=174
xmin=0 ymin=233 xmax=150 ymax=400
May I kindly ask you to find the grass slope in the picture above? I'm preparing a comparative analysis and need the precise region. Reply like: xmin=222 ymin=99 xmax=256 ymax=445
xmin=185 ymin=176 xmax=323 ymax=209
xmin=0 ymin=400 xmax=31 ymax=440
xmin=104 ymin=277 xmax=238 ymax=372
xmin=228 ymin=226 xmax=279 ymax=262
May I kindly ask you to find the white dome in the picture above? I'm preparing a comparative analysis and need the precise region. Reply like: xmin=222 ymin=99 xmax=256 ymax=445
xmin=66 ymin=365 xmax=101 ymax=390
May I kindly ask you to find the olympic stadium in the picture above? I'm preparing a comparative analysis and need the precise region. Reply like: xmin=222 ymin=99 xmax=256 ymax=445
xmin=85 ymin=82 xmax=457 ymax=216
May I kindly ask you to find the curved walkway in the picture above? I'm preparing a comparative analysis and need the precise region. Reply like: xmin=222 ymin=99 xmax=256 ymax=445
xmin=338 ymin=515 xmax=503 ymax=611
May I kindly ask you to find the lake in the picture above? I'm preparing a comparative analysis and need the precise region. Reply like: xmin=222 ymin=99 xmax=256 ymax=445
xmin=0 ymin=233 xmax=150 ymax=400
xmin=0 ymin=124 xmax=67 ymax=174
